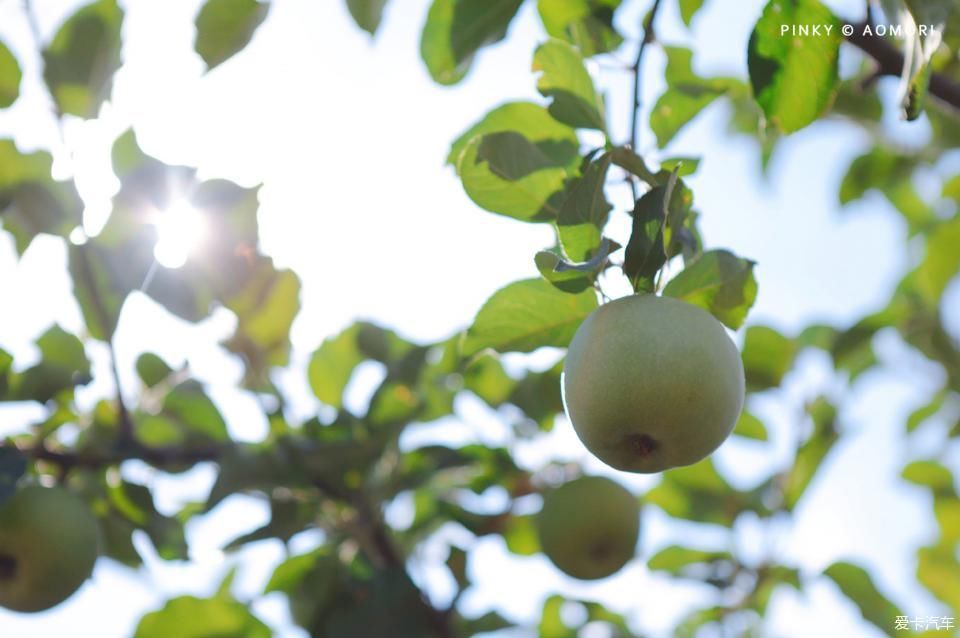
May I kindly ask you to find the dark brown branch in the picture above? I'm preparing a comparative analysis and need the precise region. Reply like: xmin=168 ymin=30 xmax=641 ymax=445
xmin=843 ymin=21 xmax=960 ymax=112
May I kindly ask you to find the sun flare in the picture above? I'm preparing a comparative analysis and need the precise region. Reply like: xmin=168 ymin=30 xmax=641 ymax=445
xmin=152 ymin=200 xmax=207 ymax=269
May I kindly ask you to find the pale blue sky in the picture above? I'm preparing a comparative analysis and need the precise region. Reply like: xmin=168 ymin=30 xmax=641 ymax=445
xmin=0 ymin=0 xmax=956 ymax=636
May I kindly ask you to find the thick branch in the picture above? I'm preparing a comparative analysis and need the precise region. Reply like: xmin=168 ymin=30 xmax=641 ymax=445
xmin=844 ymin=21 xmax=960 ymax=112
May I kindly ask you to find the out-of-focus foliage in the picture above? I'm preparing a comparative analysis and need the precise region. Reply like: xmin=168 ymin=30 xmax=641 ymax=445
xmin=0 ymin=0 xmax=957 ymax=636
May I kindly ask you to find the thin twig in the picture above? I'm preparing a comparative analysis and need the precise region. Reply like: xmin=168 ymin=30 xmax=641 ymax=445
xmin=630 ymin=0 xmax=664 ymax=153
xmin=5 ymin=439 xmax=228 ymax=470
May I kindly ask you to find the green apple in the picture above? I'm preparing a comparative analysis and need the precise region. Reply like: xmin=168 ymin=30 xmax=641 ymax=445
xmin=537 ymin=476 xmax=639 ymax=580
xmin=0 ymin=485 xmax=100 ymax=613
xmin=563 ymin=294 xmax=744 ymax=473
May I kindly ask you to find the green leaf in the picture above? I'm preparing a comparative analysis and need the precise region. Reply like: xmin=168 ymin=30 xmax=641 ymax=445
xmin=0 ymin=39 xmax=21 ymax=108
xmin=135 ymin=595 xmax=271 ymax=638
xmin=902 ymin=461 xmax=955 ymax=494
xmin=678 ymin=0 xmax=707 ymax=26
xmin=533 ymin=39 xmax=606 ymax=130
xmin=660 ymin=156 xmax=701 ymax=176
xmin=160 ymin=381 xmax=229 ymax=443
xmin=308 ymin=324 xmax=364 ymax=409
xmin=918 ymin=545 xmax=960 ymax=611
xmin=906 ymin=392 xmax=946 ymax=433
xmin=651 ymin=47 xmax=736 ymax=148
xmin=67 ymin=242 xmax=126 ymax=341
xmin=0 ymin=448 xmax=26 ymax=506
xmin=557 ymin=153 xmax=613 ymax=261
xmin=0 ymin=141 xmax=83 ymax=255
xmin=420 ymin=0 xmax=524 ymax=85
xmin=503 ymin=514 xmax=540 ymax=555
xmin=647 ymin=545 xmax=733 ymax=574
xmin=11 ymin=326 xmax=92 ymax=403
xmin=462 ymin=278 xmax=598 ymax=356
xmin=194 ymin=0 xmax=270 ymax=70
xmin=108 ymin=481 xmax=188 ymax=561
xmin=535 ymin=238 xmax=620 ymax=294
xmin=458 ymin=132 xmax=571 ymax=221
xmin=733 ymin=409 xmax=768 ymax=441
xmin=537 ymin=0 xmax=623 ymax=57
xmin=917 ymin=217 xmax=960 ymax=303
xmin=783 ymin=396 xmax=838 ymax=509
xmin=622 ymin=187 xmax=667 ymax=292
xmin=136 ymin=353 xmax=174 ymax=388
xmin=43 ymin=0 xmax=124 ymax=118
xmin=346 ymin=0 xmax=389 ymax=35
xmin=646 ymin=458 xmax=767 ymax=526
xmin=463 ymin=353 xmax=515 ymax=407
xmin=747 ymin=0 xmax=840 ymax=133
xmin=663 ymin=249 xmax=757 ymax=329
xmin=838 ymin=148 xmax=933 ymax=234
xmin=741 ymin=325 xmax=796 ymax=391
xmin=824 ymin=562 xmax=904 ymax=632
xmin=448 ymin=101 xmax=579 ymax=168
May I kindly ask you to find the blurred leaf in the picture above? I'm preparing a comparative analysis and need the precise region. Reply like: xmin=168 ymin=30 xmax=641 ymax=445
xmin=741 ymin=325 xmax=796 ymax=391
xmin=540 ymin=595 xmax=576 ymax=638
xmin=462 ymin=278 xmax=598 ymax=356
xmin=12 ymin=326 xmax=92 ymax=403
xmin=918 ymin=545 xmax=960 ymax=611
xmin=136 ymin=353 xmax=174 ymax=388
xmin=0 ymin=39 xmax=21 ymax=108
xmin=225 ymin=496 xmax=316 ymax=549
xmin=839 ymin=148 xmax=933 ymax=234
xmin=824 ymin=562 xmax=904 ymax=632
xmin=660 ymin=156 xmax=701 ymax=176
xmin=647 ymin=545 xmax=733 ymax=574
xmin=421 ymin=0 xmax=524 ymax=85
xmin=308 ymin=324 xmax=363 ymax=409
xmin=43 ymin=0 xmax=123 ymax=118
xmin=0 ymin=448 xmax=26 ymax=506
xmin=195 ymin=0 xmax=270 ymax=70
xmin=906 ymin=391 xmax=947 ymax=433
xmin=747 ymin=0 xmax=840 ymax=133
xmin=651 ymin=47 xmax=736 ymax=148
xmin=346 ymin=0 xmax=389 ymax=35
xmin=223 ymin=261 xmax=301 ymax=387
xmin=509 ymin=361 xmax=565 ymax=431
xmin=917 ymin=217 xmax=960 ymax=303
xmin=557 ymin=153 xmax=612 ymax=261
xmin=663 ymin=249 xmax=758 ymax=329
xmin=68 ymin=242 xmax=127 ymax=341
xmin=679 ymin=0 xmax=706 ymax=26
xmin=457 ymin=611 xmax=514 ymax=635
xmin=0 ymin=141 xmax=83 ymax=255
xmin=108 ymin=481 xmax=189 ymax=561
xmin=902 ymin=460 xmax=956 ymax=494
xmin=160 ymin=381 xmax=229 ymax=443
xmin=783 ymin=396 xmax=838 ymax=509
xmin=646 ymin=459 xmax=766 ymax=526
xmin=537 ymin=0 xmax=623 ymax=57
xmin=533 ymin=39 xmax=606 ymax=130
xmin=463 ymin=353 xmax=515 ymax=407
xmin=733 ymin=409 xmax=768 ymax=441
xmin=135 ymin=595 xmax=270 ymax=638
xmin=503 ymin=514 xmax=539 ymax=555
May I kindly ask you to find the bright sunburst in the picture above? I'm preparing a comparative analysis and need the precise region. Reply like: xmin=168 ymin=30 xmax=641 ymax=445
xmin=152 ymin=199 xmax=207 ymax=269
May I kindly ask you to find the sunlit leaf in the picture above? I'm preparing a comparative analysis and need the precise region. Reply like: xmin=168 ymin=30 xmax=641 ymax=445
xmin=346 ymin=0 xmax=389 ymax=35
xmin=308 ymin=324 xmax=363 ymax=409
xmin=420 ymin=0 xmax=524 ymax=85
xmin=537 ymin=0 xmax=623 ymax=57
xmin=43 ymin=0 xmax=124 ymax=118
xmin=462 ymin=278 xmax=598 ymax=356
xmin=783 ymin=396 xmax=838 ymax=509
xmin=663 ymin=249 xmax=757 ymax=329
xmin=0 ymin=39 xmax=21 ymax=108
xmin=557 ymin=153 xmax=612 ymax=261
xmin=748 ymin=0 xmax=840 ymax=132
xmin=195 ymin=0 xmax=270 ymax=70
xmin=533 ymin=39 xmax=606 ymax=130
xmin=741 ymin=325 xmax=796 ymax=391
xmin=917 ymin=217 xmax=960 ymax=303
xmin=651 ymin=47 xmax=736 ymax=148
xmin=733 ymin=409 xmax=768 ymax=441
xmin=824 ymin=561 xmax=904 ymax=632
xmin=135 ymin=595 xmax=270 ymax=638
